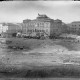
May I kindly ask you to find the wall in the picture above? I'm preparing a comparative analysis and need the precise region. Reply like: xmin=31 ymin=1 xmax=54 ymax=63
xmin=67 ymin=22 xmax=80 ymax=35
xmin=50 ymin=19 xmax=62 ymax=37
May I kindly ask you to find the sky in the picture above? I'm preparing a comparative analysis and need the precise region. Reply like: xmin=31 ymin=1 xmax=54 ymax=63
xmin=0 ymin=1 xmax=80 ymax=23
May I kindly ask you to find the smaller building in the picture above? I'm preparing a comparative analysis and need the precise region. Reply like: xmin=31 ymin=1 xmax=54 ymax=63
xmin=67 ymin=21 xmax=80 ymax=35
xmin=0 ymin=24 xmax=3 ymax=34
xmin=0 ymin=23 xmax=8 ymax=33
xmin=0 ymin=23 xmax=8 ymax=37
xmin=1 ymin=23 xmax=22 ymax=38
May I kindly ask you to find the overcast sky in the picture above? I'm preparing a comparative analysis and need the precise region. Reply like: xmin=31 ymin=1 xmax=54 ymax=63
xmin=0 ymin=1 xmax=80 ymax=23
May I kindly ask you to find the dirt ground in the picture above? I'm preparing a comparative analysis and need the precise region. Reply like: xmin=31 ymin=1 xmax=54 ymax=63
xmin=0 ymin=38 xmax=80 ymax=77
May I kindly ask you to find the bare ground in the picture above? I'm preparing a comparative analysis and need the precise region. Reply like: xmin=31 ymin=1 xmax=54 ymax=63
xmin=0 ymin=38 xmax=80 ymax=77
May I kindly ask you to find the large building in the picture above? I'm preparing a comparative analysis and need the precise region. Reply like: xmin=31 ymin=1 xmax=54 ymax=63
xmin=23 ymin=14 xmax=62 ymax=38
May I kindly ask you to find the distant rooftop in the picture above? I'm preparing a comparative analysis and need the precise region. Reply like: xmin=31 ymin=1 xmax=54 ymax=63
xmin=72 ymin=21 xmax=80 ymax=23
xmin=23 ymin=14 xmax=63 ymax=23
xmin=54 ymin=19 xmax=62 ymax=23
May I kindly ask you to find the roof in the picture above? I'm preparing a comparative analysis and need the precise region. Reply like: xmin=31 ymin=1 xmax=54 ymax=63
xmin=36 ymin=14 xmax=53 ymax=22
xmin=23 ymin=14 xmax=63 ymax=23
xmin=72 ymin=21 xmax=80 ymax=23
xmin=54 ymin=19 xmax=62 ymax=23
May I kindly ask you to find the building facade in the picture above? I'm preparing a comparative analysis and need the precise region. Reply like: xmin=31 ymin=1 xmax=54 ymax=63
xmin=3 ymin=23 xmax=22 ymax=37
xmin=0 ymin=23 xmax=8 ymax=37
xmin=23 ymin=14 xmax=62 ymax=38
xmin=0 ymin=24 xmax=4 ymax=34
xmin=67 ymin=21 xmax=80 ymax=35
xmin=0 ymin=23 xmax=8 ymax=33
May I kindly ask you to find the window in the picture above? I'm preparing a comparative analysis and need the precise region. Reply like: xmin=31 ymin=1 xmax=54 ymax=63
xmin=40 ymin=23 xmax=43 ymax=27
xmin=79 ymin=28 xmax=80 ymax=30
xmin=40 ymin=23 xmax=41 ymax=25
xmin=72 ymin=25 xmax=76 ymax=27
xmin=42 ymin=30 xmax=44 ymax=32
xmin=46 ymin=29 xmax=48 ymax=32
xmin=42 ymin=23 xmax=44 ymax=26
xmin=35 ymin=23 xmax=37 ymax=27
